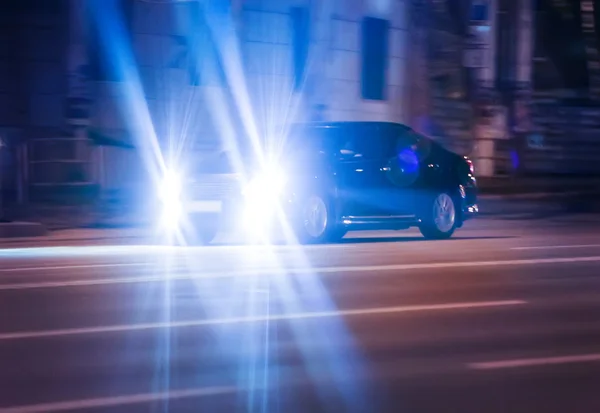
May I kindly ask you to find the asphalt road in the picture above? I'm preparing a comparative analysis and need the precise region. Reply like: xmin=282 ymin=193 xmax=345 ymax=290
xmin=2 ymin=216 xmax=600 ymax=413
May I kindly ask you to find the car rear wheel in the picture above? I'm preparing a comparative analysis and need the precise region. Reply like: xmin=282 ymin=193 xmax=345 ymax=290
xmin=419 ymin=192 xmax=457 ymax=240
xmin=296 ymin=194 xmax=343 ymax=244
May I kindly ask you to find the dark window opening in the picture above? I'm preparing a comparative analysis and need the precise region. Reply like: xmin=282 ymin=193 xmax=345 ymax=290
xmin=361 ymin=17 xmax=389 ymax=101
xmin=533 ymin=0 xmax=589 ymax=92
xmin=470 ymin=3 xmax=489 ymax=22
xmin=5 ymin=0 xmax=63 ymax=14
xmin=291 ymin=6 xmax=310 ymax=91
xmin=495 ymin=0 xmax=518 ymax=92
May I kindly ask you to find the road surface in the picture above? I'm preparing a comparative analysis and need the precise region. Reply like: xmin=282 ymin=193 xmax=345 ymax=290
xmin=2 ymin=216 xmax=600 ymax=412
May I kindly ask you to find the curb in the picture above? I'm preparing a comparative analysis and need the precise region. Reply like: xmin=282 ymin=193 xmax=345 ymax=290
xmin=479 ymin=190 xmax=600 ymax=201
xmin=0 ymin=222 xmax=47 ymax=239
xmin=0 ymin=234 xmax=145 ymax=245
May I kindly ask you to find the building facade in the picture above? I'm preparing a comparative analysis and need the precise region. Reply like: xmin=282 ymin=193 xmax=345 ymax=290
xmin=86 ymin=0 xmax=411 ymax=192
xmin=12 ymin=0 xmax=595 ymax=209
xmin=0 ymin=0 xmax=72 ymax=204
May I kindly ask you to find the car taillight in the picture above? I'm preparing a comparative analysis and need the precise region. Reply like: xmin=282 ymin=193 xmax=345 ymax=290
xmin=465 ymin=158 xmax=474 ymax=175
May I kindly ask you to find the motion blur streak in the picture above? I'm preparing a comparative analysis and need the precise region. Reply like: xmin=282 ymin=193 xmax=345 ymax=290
xmin=0 ymin=387 xmax=238 ymax=413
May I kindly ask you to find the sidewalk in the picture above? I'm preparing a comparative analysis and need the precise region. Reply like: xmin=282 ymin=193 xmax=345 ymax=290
xmin=477 ymin=176 xmax=600 ymax=196
xmin=0 ymin=227 xmax=150 ymax=248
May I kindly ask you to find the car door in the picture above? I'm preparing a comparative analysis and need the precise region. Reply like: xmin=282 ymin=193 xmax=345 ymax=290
xmin=335 ymin=124 xmax=401 ymax=217
xmin=379 ymin=125 xmax=424 ymax=216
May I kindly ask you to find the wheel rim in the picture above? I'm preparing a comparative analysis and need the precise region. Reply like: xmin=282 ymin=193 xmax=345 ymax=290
xmin=433 ymin=193 xmax=455 ymax=233
xmin=303 ymin=196 xmax=328 ymax=238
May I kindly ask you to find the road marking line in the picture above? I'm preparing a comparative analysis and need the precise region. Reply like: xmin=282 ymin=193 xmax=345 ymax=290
xmin=512 ymin=244 xmax=600 ymax=251
xmin=468 ymin=353 xmax=600 ymax=370
xmin=0 ymin=262 xmax=148 ymax=272
xmin=0 ymin=243 xmax=356 ymax=261
xmin=319 ymin=256 xmax=600 ymax=272
xmin=0 ymin=386 xmax=237 ymax=413
xmin=0 ymin=300 xmax=525 ymax=341
xmin=2 ymin=256 xmax=600 ymax=291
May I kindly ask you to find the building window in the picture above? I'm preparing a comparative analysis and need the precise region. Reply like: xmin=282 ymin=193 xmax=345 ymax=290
xmin=361 ymin=17 xmax=389 ymax=101
xmin=18 ymin=0 xmax=62 ymax=14
xmin=470 ymin=3 xmax=489 ymax=22
xmin=291 ymin=6 xmax=310 ymax=91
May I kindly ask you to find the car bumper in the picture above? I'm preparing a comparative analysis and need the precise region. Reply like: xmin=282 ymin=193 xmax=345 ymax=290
xmin=460 ymin=180 xmax=478 ymax=222
xmin=462 ymin=203 xmax=479 ymax=221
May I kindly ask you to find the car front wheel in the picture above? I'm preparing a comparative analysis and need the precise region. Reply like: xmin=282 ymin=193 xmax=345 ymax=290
xmin=295 ymin=194 xmax=343 ymax=244
xmin=419 ymin=192 xmax=457 ymax=240
xmin=187 ymin=220 xmax=219 ymax=245
xmin=197 ymin=225 xmax=218 ymax=245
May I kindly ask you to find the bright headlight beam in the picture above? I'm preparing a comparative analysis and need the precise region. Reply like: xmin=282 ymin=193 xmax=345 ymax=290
xmin=244 ymin=166 xmax=285 ymax=199
xmin=159 ymin=170 xmax=182 ymax=201
xmin=158 ymin=170 xmax=183 ymax=231
xmin=242 ymin=165 xmax=286 ymax=240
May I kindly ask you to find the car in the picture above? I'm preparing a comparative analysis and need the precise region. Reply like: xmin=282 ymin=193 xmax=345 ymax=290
xmin=160 ymin=121 xmax=478 ymax=244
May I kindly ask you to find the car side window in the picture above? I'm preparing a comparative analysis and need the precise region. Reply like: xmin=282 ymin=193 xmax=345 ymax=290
xmin=392 ymin=128 xmax=432 ymax=160
xmin=338 ymin=125 xmax=386 ymax=160
xmin=394 ymin=129 xmax=418 ymax=151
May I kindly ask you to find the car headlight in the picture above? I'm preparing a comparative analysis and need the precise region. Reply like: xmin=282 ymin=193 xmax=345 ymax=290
xmin=242 ymin=165 xmax=286 ymax=238
xmin=243 ymin=166 xmax=286 ymax=201
xmin=158 ymin=170 xmax=182 ymax=230
xmin=159 ymin=170 xmax=182 ymax=202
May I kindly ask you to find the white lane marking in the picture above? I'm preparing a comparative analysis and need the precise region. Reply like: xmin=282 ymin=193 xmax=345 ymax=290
xmin=512 ymin=244 xmax=600 ymax=251
xmin=0 ymin=243 xmax=357 ymax=262
xmin=1 ymin=386 xmax=237 ymax=413
xmin=468 ymin=353 xmax=600 ymax=370
xmin=2 ymin=256 xmax=600 ymax=291
xmin=0 ymin=300 xmax=525 ymax=341
xmin=319 ymin=256 xmax=600 ymax=272
xmin=0 ymin=262 xmax=148 ymax=272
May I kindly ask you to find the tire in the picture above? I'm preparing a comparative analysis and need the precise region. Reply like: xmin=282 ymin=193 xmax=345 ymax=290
xmin=295 ymin=193 xmax=342 ymax=244
xmin=196 ymin=225 xmax=218 ymax=245
xmin=187 ymin=220 xmax=219 ymax=245
xmin=418 ymin=191 xmax=457 ymax=240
